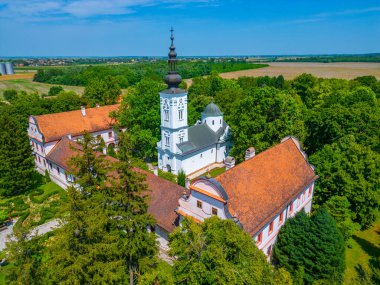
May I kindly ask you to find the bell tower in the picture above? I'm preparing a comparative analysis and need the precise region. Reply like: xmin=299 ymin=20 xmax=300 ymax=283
xmin=157 ymin=28 xmax=188 ymax=174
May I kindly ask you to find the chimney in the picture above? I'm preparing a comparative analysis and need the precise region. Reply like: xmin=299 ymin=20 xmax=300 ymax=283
xmin=245 ymin=147 xmax=256 ymax=160
xmin=81 ymin=106 xmax=86 ymax=116
xmin=225 ymin=156 xmax=235 ymax=170
xmin=185 ymin=178 xmax=190 ymax=189
xmin=153 ymin=166 xmax=158 ymax=176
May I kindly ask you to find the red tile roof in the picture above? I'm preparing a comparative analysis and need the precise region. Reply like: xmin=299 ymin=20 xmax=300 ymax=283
xmin=33 ymin=104 xmax=119 ymax=143
xmin=215 ymin=137 xmax=318 ymax=236
xmin=46 ymin=137 xmax=185 ymax=232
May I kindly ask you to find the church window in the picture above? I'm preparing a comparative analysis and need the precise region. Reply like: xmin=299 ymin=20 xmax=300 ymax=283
xmin=179 ymin=136 xmax=184 ymax=143
xmin=197 ymin=200 xmax=202 ymax=209
xmin=165 ymin=136 xmax=170 ymax=146
xmin=212 ymin=120 xmax=214 ymax=125
xmin=179 ymin=110 xmax=183 ymax=120
xmin=212 ymin=207 xmax=218 ymax=216
xmin=269 ymin=221 xmax=274 ymax=234
xmin=164 ymin=110 xmax=169 ymax=121
xmin=257 ymin=232 xmax=262 ymax=245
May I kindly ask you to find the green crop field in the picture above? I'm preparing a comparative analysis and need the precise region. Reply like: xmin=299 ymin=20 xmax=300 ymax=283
xmin=0 ymin=78 xmax=84 ymax=99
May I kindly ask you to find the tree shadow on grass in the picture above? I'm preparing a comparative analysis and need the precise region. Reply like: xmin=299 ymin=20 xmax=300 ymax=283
xmin=352 ymin=235 xmax=380 ymax=260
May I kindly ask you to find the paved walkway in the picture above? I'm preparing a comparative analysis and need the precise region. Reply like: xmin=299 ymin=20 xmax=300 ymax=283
xmin=0 ymin=219 xmax=18 ymax=252
xmin=0 ymin=218 xmax=61 ymax=252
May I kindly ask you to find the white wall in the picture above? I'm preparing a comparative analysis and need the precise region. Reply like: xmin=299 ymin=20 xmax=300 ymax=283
xmin=178 ymin=146 xmax=217 ymax=175
xmin=202 ymin=115 xmax=223 ymax=133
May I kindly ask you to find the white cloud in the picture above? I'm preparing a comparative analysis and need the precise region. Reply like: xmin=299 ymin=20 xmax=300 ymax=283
xmin=0 ymin=0 xmax=217 ymax=20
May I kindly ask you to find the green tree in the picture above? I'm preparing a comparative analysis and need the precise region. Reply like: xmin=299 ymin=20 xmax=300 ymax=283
xmin=83 ymin=76 xmax=121 ymax=106
xmin=325 ymin=196 xmax=360 ymax=241
xmin=273 ymin=208 xmax=345 ymax=284
xmin=5 ymin=228 xmax=45 ymax=285
xmin=116 ymin=79 xmax=166 ymax=160
xmin=47 ymin=85 xmax=64 ymax=96
xmin=177 ymin=170 xmax=186 ymax=187
xmin=50 ymin=91 xmax=82 ymax=113
xmin=229 ymin=86 xmax=306 ymax=161
xmin=170 ymin=216 xmax=292 ymax=285
xmin=0 ymin=113 xmax=36 ymax=196
xmin=309 ymin=136 xmax=380 ymax=228
xmin=3 ymin=89 xmax=18 ymax=101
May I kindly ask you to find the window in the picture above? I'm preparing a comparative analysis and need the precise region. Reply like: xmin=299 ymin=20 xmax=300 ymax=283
xmin=65 ymin=173 xmax=68 ymax=180
xmin=179 ymin=110 xmax=183 ymax=120
xmin=49 ymin=162 xmax=52 ymax=169
xmin=308 ymin=186 xmax=313 ymax=197
xmin=165 ymin=136 xmax=170 ymax=146
xmin=164 ymin=110 xmax=169 ymax=121
xmin=211 ymin=149 xmax=213 ymax=153
xmin=279 ymin=212 xmax=284 ymax=224
xmin=38 ymin=156 xmax=41 ymax=163
xmin=269 ymin=221 xmax=274 ymax=234
xmin=257 ymin=232 xmax=263 ymax=244
xmin=56 ymin=166 xmax=60 ymax=174
xmin=179 ymin=137 xmax=184 ymax=143
xmin=212 ymin=207 xmax=218 ymax=216
xmin=108 ymin=132 xmax=113 ymax=138
xmin=43 ymin=159 xmax=46 ymax=166
xmin=197 ymin=200 xmax=202 ymax=209
xmin=36 ymin=144 xmax=39 ymax=151
xmin=200 ymin=154 xmax=203 ymax=158
xmin=220 ymin=119 xmax=221 ymax=124
xmin=212 ymin=120 xmax=214 ymax=125
xmin=267 ymin=245 xmax=272 ymax=255
xmin=289 ymin=202 xmax=294 ymax=213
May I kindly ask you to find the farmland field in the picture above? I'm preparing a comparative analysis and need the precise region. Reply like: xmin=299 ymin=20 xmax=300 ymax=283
xmin=0 ymin=72 xmax=36 ymax=81
xmin=0 ymin=78 xmax=84 ymax=98
xmin=219 ymin=62 xmax=380 ymax=80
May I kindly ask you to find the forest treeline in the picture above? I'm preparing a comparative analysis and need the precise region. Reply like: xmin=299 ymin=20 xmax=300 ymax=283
xmin=33 ymin=61 xmax=267 ymax=88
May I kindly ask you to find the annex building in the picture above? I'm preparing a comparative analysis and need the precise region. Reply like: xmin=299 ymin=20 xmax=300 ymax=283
xmin=27 ymin=31 xmax=317 ymax=257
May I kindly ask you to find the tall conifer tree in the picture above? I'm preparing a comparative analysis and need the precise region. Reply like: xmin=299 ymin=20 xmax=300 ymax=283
xmin=0 ymin=113 xmax=35 ymax=196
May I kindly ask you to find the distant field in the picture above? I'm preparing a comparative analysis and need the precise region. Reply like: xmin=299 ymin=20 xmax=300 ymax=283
xmin=0 ymin=78 xmax=84 ymax=98
xmin=0 ymin=72 xmax=36 ymax=81
xmin=219 ymin=62 xmax=380 ymax=80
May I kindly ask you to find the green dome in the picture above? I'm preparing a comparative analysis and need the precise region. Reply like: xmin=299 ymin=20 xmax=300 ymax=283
xmin=202 ymin=103 xmax=223 ymax=116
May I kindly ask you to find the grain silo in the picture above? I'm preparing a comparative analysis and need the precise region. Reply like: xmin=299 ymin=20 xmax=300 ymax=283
xmin=5 ymin=62 xmax=14 ymax=74
xmin=0 ymin=63 xmax=6 ymax=75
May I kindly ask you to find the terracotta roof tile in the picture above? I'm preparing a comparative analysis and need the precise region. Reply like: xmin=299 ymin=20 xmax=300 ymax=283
xmin=46 ymin=137 xmax=185 ymax=232
xmin=215 ymin=138 xmax=318 ymax=236
xmin=33 ymin=104 xmax=119 ymax=143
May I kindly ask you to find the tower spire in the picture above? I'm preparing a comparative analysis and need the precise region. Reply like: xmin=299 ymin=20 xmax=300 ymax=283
xmin=164 ymin=27 xmax=182 ymax=89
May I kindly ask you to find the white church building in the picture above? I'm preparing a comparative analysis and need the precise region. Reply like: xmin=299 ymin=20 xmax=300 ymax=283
xmin=157 ymin=30 xmax=231 ymax=176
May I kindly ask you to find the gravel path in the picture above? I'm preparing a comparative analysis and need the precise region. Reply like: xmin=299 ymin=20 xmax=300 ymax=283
xmin=0 ymin=218 xmax=61 ymax=252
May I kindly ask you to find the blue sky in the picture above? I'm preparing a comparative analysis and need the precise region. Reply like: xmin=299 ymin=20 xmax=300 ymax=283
xmin=0 ymin=0 xmax=379 ymax=56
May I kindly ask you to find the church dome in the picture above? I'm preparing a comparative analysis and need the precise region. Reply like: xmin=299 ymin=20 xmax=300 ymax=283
xmin=202 ymin=103 xmax=223 ymax=116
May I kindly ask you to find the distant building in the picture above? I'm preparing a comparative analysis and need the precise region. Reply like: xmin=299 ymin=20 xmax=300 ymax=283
xmin=157 ymin=29 xmax=231 ymax=176
xmin=0 ymin=62 xmax=14 ymax=75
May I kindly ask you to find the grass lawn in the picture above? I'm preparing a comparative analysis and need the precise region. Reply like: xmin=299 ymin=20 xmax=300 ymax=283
xmin=0 ymin=181 xmax=68 ymax=230
xmin=208 ymin=167 xmax=225 ymax=178
xmin=344 ymin=217 xmax=380 ymax=284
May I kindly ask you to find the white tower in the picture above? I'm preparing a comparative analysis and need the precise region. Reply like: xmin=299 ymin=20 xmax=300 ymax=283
xmin=157 ymin=28 xmax=188 ymax=174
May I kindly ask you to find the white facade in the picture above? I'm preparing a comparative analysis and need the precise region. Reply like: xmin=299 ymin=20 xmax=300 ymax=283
xmin=157 ymin=89 xmax=231 ymax=176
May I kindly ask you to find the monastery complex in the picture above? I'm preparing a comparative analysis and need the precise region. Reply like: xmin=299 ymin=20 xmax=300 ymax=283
xmin=27 ymin=31 xmax=318 ymax=257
